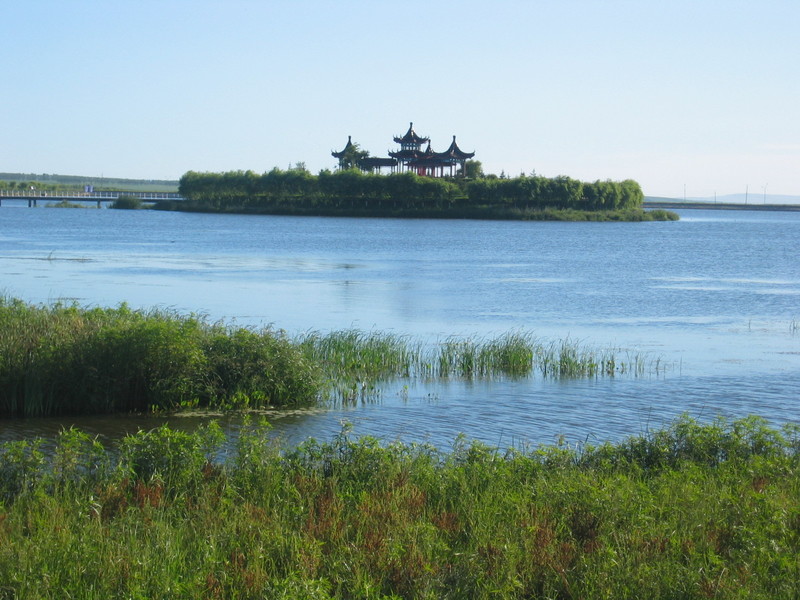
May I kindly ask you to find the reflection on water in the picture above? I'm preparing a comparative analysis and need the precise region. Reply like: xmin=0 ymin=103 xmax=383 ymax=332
xmin=2 ymin=371 xmax=798 ymax=451
xmin=0 ymin=207 xmax=798 ymax=447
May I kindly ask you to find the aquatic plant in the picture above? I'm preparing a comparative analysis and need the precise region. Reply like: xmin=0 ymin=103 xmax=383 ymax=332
xmin=0 ymin=298 xmax=321 ymax=417
xmin=299 ymin=329 xmax=660 ymax=399
xmin=0 ymin=298 xmax=664 ymax=416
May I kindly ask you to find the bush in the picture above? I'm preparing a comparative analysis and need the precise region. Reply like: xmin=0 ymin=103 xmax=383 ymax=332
xmin=110 ymin=195 xmax=143 ymax=209
xmin=0 ymin=299 xmax=322 ymax=416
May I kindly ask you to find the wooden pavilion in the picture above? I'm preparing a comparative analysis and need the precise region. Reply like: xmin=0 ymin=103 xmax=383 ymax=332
xmin=332 ymin=123 xmax=475 ymax=177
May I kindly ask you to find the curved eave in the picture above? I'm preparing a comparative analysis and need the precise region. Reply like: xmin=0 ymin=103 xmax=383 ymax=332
xmin=332 ymin=136 xmax=354 ymax=158
xmin=393 ymin=122 xmax=429 ymax=145
xmin=435 ymin=137 xmax=475 ymax=160
xmin=435 ymin=149 xmax=475 ymax=160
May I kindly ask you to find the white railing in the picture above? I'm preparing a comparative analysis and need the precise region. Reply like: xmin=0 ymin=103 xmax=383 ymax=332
xmin=0 ymin=190 xmax=183 ymax=200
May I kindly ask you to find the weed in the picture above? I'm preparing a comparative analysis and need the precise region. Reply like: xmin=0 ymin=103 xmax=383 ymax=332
xmin=0 ymin=416 xmax=797 ymax=597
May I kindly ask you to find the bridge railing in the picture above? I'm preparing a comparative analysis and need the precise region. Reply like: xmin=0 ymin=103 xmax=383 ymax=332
xmin=0 ymin=190 xmax=184 ymax=200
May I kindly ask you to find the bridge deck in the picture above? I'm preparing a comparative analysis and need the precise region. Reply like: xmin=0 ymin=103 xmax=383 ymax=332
xmin=0 ymin=190 xmax=183 ymax=201
xmin=0 ymin=190 xmax=184 ymax=206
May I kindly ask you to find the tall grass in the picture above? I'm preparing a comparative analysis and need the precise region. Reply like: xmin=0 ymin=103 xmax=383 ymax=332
xmin=0 ymin=415 xmax=797 ymax=598
xmin=0 ymin=298 xmax=321 ymax=416
xmin=299 ymin=330 xmax=661 ymax=400
xmin=1 ymin=298 xmax=664 ymax=415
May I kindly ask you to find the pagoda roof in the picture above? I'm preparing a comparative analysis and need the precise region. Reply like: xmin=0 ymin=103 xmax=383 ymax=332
xmin=388 ymin=148 xmax=422 ymax=160
xmin=434 ymin=136 xmax=475 ymax=160
xmin=331 ymin=135 xmax=354 ymax=158
xmin=407 ymin=143 xmax=449 ymax=166
xmin=393 ymin=122 xmax=430 ymax=145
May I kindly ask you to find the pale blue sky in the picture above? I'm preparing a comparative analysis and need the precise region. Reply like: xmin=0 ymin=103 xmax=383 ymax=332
xmin=2 ymin=0 xmax=798 ymax=198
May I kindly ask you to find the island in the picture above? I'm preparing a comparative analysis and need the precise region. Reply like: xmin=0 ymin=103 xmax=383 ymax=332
xmin=170 ymin=123 xmax=678 ymax=222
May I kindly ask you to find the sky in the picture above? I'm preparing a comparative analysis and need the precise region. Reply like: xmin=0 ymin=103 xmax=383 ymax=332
xmin=2 ymin=0 xmax=798 ymax=199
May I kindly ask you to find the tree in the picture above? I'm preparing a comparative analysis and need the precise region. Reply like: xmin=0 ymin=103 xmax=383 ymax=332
xmin=463 ymin=160 xmax=484 ymax=179
xmin=337 ymin=142 xmax=370 ymax=171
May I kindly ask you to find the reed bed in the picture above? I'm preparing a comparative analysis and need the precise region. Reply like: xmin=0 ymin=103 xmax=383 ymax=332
xmin=298 ymin=330 xmax=660 ymax=393
xmin=0 ymin=297 xmax=321 ymax=417
xmin=0 ymin=415 xmax=798 ymax=598
xmin=1 ymin=298 xmax=664 ymax=415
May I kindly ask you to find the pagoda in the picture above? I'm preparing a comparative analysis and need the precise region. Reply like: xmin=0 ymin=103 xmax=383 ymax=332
xmin=331 ymin=135 xmax=397 ymax=173
xmin=388 ymin=122 xmax=430 ymax=164
xmin=406 ymin=136 xmax=475 ymax=178
xmin=333 ymin=122 xmax=475 ymax=177
xmin=330 ymin=135 xmax=356 ymax=169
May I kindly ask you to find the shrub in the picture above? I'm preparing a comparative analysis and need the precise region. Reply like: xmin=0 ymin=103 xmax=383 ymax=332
xmin=110 ymin=195 xmax=143 ymax=209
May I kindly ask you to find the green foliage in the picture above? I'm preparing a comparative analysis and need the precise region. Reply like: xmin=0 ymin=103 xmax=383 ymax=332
xmin=205 ymin=327 xmax=321 ymax=408
xmin=178 ymin=169 xmax=653 ymax=218
xmin=463 ymin=159 xmax=484 ymax=178
xmin=1 ymin=173 xmax=178 ymax=192
xmin=0 ymin=298 xmax=322 ymax=416
xmin=0 ymin=438 xmax=46 ymax=501
xmin=0 ymin=416 xmax=798 ymax=597
xmin=0 ymin=297 xmax=662 ymax=416
xmin=335 ymin=140 xmax=370 ymax=170
xmin=117 ymin=421 xmax=224 ymax=489
xmin=109 ymin=194 xmax=143 ymax=209
xmin=298 ymin=330 xmax=660 ymax=402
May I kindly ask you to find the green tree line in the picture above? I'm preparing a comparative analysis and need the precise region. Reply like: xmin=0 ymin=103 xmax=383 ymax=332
xmin=178 ymin=168 xmax=644 ymax=213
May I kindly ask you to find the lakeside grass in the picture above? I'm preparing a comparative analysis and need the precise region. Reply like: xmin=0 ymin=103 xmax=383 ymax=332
xmin=0 ymin=416 xmax=797 ymax=598
xmin=0 ymin=298 xmax=321 ymax=417
xmin=1 ymin=300 xmax=663 ymax=416
xmin=299 ymin=330 xmax=660 ymax=401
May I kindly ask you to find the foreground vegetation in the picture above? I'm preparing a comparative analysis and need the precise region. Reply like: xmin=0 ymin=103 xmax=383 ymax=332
xmin=175 ymin=168 xmax=678 ymax=221
xmin=0 ymin=416 xmax=797 ymax=598
xmin=0 ymin=299 xmax=662 ymax=416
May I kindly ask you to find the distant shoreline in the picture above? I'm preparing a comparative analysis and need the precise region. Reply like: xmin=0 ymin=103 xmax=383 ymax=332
xmin=644 ymin=200 xmax=800 ymax=212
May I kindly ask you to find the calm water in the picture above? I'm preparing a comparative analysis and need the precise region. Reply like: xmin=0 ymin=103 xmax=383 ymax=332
xmin=1 ymin=204 xmax=798 ymax=448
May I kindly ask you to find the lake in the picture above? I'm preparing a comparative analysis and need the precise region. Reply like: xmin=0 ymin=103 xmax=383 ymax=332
xmin=1 ymin=204 xmax=798 ymax=449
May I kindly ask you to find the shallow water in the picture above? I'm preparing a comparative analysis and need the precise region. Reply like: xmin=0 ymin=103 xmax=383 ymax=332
xmin=1 ymin=205 xmax=798 ymax=447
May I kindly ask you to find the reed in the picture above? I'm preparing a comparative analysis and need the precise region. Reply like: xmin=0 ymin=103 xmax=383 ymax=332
xmin=0 ymin=416 xmax=797 ymax=598
xmin=1 ymin=298 xmax=663 ymax=415
xmin=0 ymin=298 xmax=321 ymax=416
xmin=299 ymin=329 xmax=659 ymax=395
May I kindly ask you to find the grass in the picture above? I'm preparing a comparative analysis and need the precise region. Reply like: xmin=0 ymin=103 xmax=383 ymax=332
xmin=0 ymin=297 xmax=321 ymax=416
xmin=0 ymin=415 xmax=797 ymax=598
xmin=299 ymin=330 xmax=662 ymax=401
xmin=0 ymin=298 xmax=665 ymax=415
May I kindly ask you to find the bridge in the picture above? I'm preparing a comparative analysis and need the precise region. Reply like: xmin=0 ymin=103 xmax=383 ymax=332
xmin=0 ymin=190 xmax=184 ymax=207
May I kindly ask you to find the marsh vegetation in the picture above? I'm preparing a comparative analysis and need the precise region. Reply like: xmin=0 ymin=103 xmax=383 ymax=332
xmin=0 ymin=299 xmax=663 ymax=417
xmin=0 ymin=416 xmax=797 ymax=598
